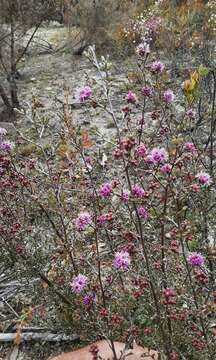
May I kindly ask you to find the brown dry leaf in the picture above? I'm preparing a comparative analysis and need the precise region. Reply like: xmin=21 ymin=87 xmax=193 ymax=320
xmin=56 ymin=143 xmax=69 ymax=157
xmin=14 ymin=330 xmax=21 ymax=346
xmin=191 ymin=70 xmax=199 ymax=84
xmin=42 ymin=281 xmax=49 ymax=289
xmin=183 ymin=79 xmax=193 ymax=93
xmin=81 ymin=132 xmax=95 ymax=148
xmin=32 ymin=96 xmax=44 ymax=109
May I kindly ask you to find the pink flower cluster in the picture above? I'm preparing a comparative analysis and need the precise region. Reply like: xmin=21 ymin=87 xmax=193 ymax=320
xmin=75 ymin=212 xmax=92 ymax=231
xmin=137 ymin=207 xmax=148 ymax=220
xmin=163 ymin=90 xmax=175 ymax=103
xmin=136 ymin=42 xmax=150 ymax=57
xmin=131 ymin=184 xmax=145 ymax=198
xmin=150 ymin=61 xmax=164 ymax=74
xmin=0 ymin=128 xmax=14 ymax=152
xmin=147 ymin=147 xmax=168 ymax=164
xmin=126 ymin=91 xmax=138 ymax=104
xmin=71 ymin=274 xmax=88 ymax=293
xmin=187 ymin=253 xmax=205 ymax=267
xmin=145 ymin=16 xmax=162 ymax=34
xmin=162 ymin=288 xmax=176 ymax=305
xmin=82 ymin=293 xmax=96 ymax=306
xmin=97 ymin=212 xmax=113 ymax=226
xmin=160 ymin=163 xmax=172 ymax=174
xmin=113 ymin=250 xmax=131 ymax=270
xmin=196 ymin=172 xmax=212 ymax=186
xmin=121 ymin=190 xmax=130 ymax=203
xmin=0 ymin=141 xmax=14 ymax=152
xmin=135 ymin=143 xmax=147 ymax=158
xmin=183 ymin=142 xmax=197 ymax=155
xmin=79 ymin=86 xmax=92 ymax=102
xmin=142 ymin=86 xmax=153 ymax=97
xmin=186 ymin=109 xmax=196 ymax=120
xmin=99 ymin=183 xmax=113 ymax=198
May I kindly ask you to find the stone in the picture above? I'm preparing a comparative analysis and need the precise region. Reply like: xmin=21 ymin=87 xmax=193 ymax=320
xmin=0 ymin=122 xmax=16 ymax=135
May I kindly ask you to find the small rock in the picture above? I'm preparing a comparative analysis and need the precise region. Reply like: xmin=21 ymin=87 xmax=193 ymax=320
xmin=82 ymin=120 xmax=90 ymax=125
xmin=0 ymin=122 xmax=16 ymax=135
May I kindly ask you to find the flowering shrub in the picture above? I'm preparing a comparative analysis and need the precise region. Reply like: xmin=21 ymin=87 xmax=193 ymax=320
xmin=122 ymin=0 xmax=215 ymax=76
xmin=0 ymin=35 xmax=216 ymax=360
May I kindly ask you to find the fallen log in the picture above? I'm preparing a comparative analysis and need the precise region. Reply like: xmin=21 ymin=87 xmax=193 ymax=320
xmin=11 ymin=326 xmax=51 ymax=333
xmin=0 ymin=332 xmax=79 ymax=343
xmin=0 ymin=278 xmax=40 ymax=289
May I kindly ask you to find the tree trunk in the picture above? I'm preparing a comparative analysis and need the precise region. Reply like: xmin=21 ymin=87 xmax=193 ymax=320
xmin=10 ymin=15 xmax=20 ymax=109
xmin=9 ymin=78 xmax=20 ymax=109
xmin=0 ymin=83 xmax=12 ymax=110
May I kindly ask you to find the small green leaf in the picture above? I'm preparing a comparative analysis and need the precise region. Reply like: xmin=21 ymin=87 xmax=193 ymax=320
xmin=198 ymin=64 xmax=210 ymax=77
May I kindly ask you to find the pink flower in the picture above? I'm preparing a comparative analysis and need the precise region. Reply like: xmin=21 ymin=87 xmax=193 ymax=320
xmin=186 ymin=109 xmax=196 ymax=120
xmin=131 ymin=184 xmax=145 ymax=198
xmin=113 ymin=251 xmax=130 ymax=270
xmin=85 ymin=156 xmax=93 ymax=164
xmin=196 ymin=172 xmax=212 ymax=186
xmin=149 ymin=147 xmax=168 ymax=164
xmin=126 ymin=91 xmax=138 ymax=104
xmin=162 ymin=288 xmax=176 ymax=305
xmin=135 ymin=143 xmax=147 ymax=158
xmin=187 ymin=253 xmax=205 ymax=267
xmin=163 ymin=90 xmax=175 ymax=103
xmin=169 ymin=352 xmax=179 ymax=360
xmin=142 ymin=86 xmax=153 ymax=97
xmin=145 ymin=16 xmax=162 ymax=34
xmin=97 ymin=212 xmax=113 ymax=226
xmin=0 ymin=141 xmax=14 ymax=152
xmin=79 ymin=86 xmax=92 ymax=102
xmin=191 ymin=184 xmax=200 ymax=193
xmin=145 ymin=154 xmax=154 ymax=164
xmin=150 ymin=61 xmax=165 ymax=74
xmin=160 ymin=163 xmax=172 ymax=174
xmin=121 ymin=190 xmax=130 ymax=203
xmin=75 ymin=212 xmax=92 ymax=231
xmin=71 ymin=274 xmax=88 ymax=293
xmin=99 ymin=183 xmax=113 ymax=198
xmin=163 ymin=288 xmax=176 ymax=298
xmin=83 ymin=293 xmax=96 ymax=306
xmin=97 ymin=215 xmax=108 ymax=225
xmin=183 ymin=142 xmax=197 ymax=155
xmin=136 ymin=42 xmax=150 ymax=57
xmin=137 ymin=207 xmax=148 ymax=220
